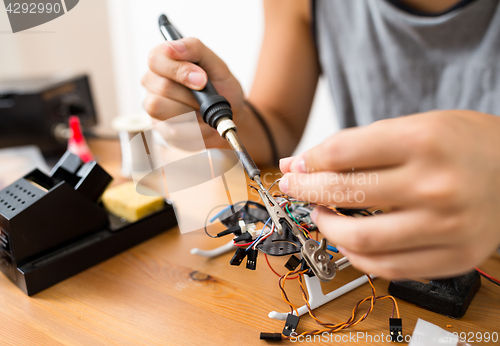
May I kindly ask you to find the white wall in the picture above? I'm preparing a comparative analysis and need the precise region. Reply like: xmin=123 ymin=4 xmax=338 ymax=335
xmin=106 ymin=0 xmax=339 ymax=155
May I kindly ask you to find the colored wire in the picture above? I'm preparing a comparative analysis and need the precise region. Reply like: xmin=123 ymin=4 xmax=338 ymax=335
xmin=475 ymin=267 xmax=500 ymax=286
xmin=264 ymin=253 xmax=299 ymax=280
xmin=204 ymin=204 xmax=233 ymax=238
xmin=246 ymin=217 xmax=272 ymax=251
xmin=253 ymin=223 xmax=275 ymax=249
xmin=279 ymin=272 xmax=400 ymax=339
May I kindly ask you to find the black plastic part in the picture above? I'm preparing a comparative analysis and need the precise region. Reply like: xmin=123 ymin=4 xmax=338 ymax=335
xmin=50 ymin=151 xmax=83 ymax=186
xmin=75 ymin=161 xmax=112 ymax=202
xmin=285 ymin=255 xmax=301 ymax=271
xmin=282 ymin=314 xmax=300 ymax=336
xmin=0 ymin=152 xmax=177 ymax=295
xmin=246 ymin=248 xmax=258 ymax=270
xmin=260 ymin=333 xmax=282 ymax=341
xmin=389 ymin=318 xmax=403 ymax=342
xmin=233 ymin=232 xmax=252 ymax=243
xmin=388 ymin=271 xmax=481 ymax=318
xmin=229 ymin=248 xmax=247 ymax=266
xmin=300 ymin=258 xmax=314 ymax=277
xmin=216 ymin=225 xmax=241 ymax=238
xmin=257 ymin=221 xmax=301 ymax=256
xmin=217 ymin=201 xmax=269 ymax=229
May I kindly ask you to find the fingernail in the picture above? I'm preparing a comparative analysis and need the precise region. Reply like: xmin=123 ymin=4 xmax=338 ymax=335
xmin=290 ymin=157 xmax=306 ymax=173
xmin=310 ymin=207 xmax=319 ymax=222
xmin=337 ymin=246 xmax=347 ymax=255
xmin=279 ymin=174 xmax=289 ymax=193
xmin=167 ymin=40 xmax=186 ymax=53
xmin=187 ymin=71 xmax=206 ymax=88
xmin=279 ymin=156 xmax=294 ymax=172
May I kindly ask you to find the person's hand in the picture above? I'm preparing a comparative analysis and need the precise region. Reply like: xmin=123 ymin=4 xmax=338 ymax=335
xmin=279 ymin=110 xmax=500 ymax=280
xmin=142 ymin=38 xmax=245 ymax=149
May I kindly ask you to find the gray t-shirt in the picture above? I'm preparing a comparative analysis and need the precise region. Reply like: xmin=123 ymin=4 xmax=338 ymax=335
xmin=313 ymin=0 xmax=500 ymax=128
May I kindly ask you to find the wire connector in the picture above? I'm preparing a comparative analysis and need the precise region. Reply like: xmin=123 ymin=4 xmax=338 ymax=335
xmin=284 ymin=255 xmax=301 ymax=271
xmin=239 ymin=220 xmax=257 ymax=237
xmin=246 ymin=248 xmax=258 ymax=270
xmin=229 ymin=248 xmax=247 ymax=266
xmin=282 ymin=314 xmax=300 ymax=336
xmin=233 ymin=232 xmax=252 ymax=243
xmin=259 ymin=332 xmax=282 ymax=341
xmin=389 ymin=318 xmax=403 ymax=342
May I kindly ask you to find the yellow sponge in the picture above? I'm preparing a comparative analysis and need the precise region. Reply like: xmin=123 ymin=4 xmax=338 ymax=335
xmin=102 ymin=181 xmax=164 ymax=222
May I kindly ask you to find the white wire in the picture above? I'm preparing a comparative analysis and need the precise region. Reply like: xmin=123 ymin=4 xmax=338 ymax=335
xmin=267 ymin=178 xmax=282 ymax=191
xmin=253 ymin=223 xmax=275 ymax=249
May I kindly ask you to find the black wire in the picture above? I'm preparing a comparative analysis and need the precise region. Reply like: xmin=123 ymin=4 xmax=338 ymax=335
xmin=244 ymin=99 xmax=279 ymax=166
xmin=479 ymin=273 xmax=500 ymax=288
xmin=204 ymin=204 xmax=232 ymax=238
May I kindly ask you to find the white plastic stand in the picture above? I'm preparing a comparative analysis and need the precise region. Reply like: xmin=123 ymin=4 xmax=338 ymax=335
xmin=268 ymin=274 xmax=376 ymax=320
xmin=191 ymin=240 xmax=236 ymax=257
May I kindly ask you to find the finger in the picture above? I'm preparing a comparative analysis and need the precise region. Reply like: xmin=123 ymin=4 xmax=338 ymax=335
xmin=279 ymin=156 xmax=295 ymax=174
xmin=162 ymin=37 xmax=232 ymax=84
xmin=339 ymin=245 xmax=473 ymax=280
xmin=143 ymin=92 xmax=194 ymax=119
xmin=312 ymin=207 xmax=454 ymax=254
xmin=289 ymin=119 xmax=410 ymax=174
xmin=141 ymin=70 xmax=198 ymax=109
xmin=279 ymin=168 xmax=411 ymax=208
xmin=148 ymin=43 xmax=207 ymax=90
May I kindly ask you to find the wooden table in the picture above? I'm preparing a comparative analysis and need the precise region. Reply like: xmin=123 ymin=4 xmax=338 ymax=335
xmin=1 ymin=139 xmax=499 ymax=345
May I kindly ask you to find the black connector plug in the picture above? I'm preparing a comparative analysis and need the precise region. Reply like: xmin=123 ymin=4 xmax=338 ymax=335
xmin=233 ymin=232 xmax=252 ymax=243
xmin=246 ymin=248 xmax=258 ymax=270
xmin=389 ymin=318 xmax=403 ymax=342
xmin=216 ymin=225 xmax=242 ymax=238
xmin=260 ymin=333 xmax=282 ymax=341
xmin=285 ymin=255 xmax=301 ymax=271
xmin=282 ymin=314 xmax=300 ymax=336
xmin=230 ymin=248 xmax=247 ymax=266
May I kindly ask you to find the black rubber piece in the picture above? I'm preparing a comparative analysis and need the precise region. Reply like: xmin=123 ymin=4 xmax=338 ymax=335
xmin=260 ymin=333 xmax=282 ymax=341
xmin=388 ymin=270 xmax=481 ymax=318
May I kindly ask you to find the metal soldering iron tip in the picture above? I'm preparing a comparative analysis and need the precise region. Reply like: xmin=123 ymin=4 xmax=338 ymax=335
xmin=254 ymin=175 xmax=265 ymax=190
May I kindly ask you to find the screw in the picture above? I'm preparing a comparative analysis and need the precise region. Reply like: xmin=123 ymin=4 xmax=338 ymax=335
xmin=317 ymin=254 xmax=325 ymax=261
xmin=308 ymin=244 xmax=315 ymax=250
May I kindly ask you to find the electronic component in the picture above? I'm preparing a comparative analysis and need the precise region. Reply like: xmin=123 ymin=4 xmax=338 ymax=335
xmin=229 ymin=248 xmax=247 ymax=266
xmin=285 ymin=255 xmax=301 ymax=271
xmin=388 ymin=271 xmax=481 ymax=318
xmin=216 ymin=225 xmax=242 ymax=238
xmin=259 ymin=333 xmax=282 ymax=341
xmin=282 ymin=314 xmax=300 ymax=336
xmin=257 ymin=188 xmax=336 ymax=282
xmin=246 ymin=248 xmax=258 ymax=270
xmin=233 ymin=232 xmax=252 ymax=243
xmin=256 ymin=220 xmax=301 ymax=256
xmin=389 ymin=318 xmax=403 ymax=342
xmin=0 ymin=74 xmax=97 ymax=155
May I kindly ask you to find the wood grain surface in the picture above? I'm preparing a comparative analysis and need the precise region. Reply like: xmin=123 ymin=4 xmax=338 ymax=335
xmin=0 ymin=139 xmax=498 ymax=345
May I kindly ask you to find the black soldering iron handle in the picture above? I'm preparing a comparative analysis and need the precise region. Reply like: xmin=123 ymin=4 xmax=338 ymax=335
xmin=158 ymin=14 xmax=232 ymax=129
